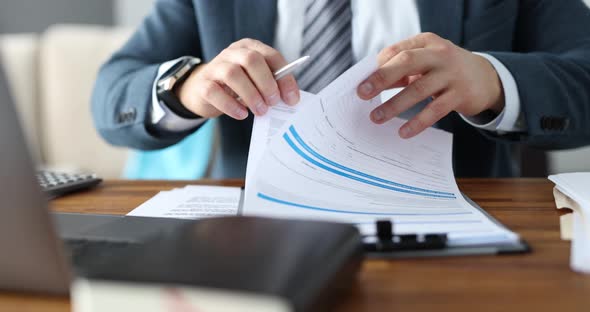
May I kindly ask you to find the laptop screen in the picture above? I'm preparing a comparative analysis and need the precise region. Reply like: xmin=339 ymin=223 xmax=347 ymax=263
xmin=0 ymin=63 xmax=71 ymax=294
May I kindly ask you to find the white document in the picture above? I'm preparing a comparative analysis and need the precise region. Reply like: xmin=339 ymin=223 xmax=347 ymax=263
xmin=128 ymin=185 xmax=241 ymax=219
xmin=245 ymin=91 xmax=314 ymax=184
xmin=549 ymin=173 xmax=590 ymax=274
xmin=244 ymin=56 xmax=519 ymax=246
xmin=72 ymin=279 xmax=289 ymax=312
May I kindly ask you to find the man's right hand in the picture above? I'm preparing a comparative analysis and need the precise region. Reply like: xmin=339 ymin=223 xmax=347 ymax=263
xmin=175 ymin=39 xmax=301 ymax=120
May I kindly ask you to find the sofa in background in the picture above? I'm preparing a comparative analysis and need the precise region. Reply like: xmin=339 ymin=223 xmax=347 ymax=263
xmin=0 ymin=24 xmax=132 ymax=178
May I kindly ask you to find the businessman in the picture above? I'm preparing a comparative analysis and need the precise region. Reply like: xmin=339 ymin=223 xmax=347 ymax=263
xmin=92 ymin=0 xmax=590 ymax=178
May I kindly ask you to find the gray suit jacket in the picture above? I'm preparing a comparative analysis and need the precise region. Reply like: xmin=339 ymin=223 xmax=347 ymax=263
xmin=92 ymin=0 xmax=590 ymax=178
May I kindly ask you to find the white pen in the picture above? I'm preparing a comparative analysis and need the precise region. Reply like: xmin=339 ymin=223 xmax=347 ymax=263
xmin=232 ymin=55 xmax=310 ymax=103
xmin=273 ymin=55 xmax=310 ymax=80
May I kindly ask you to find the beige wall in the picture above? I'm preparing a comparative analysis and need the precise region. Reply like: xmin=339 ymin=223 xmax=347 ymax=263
xmin=114 ymin=0 xmax=154 ymax=27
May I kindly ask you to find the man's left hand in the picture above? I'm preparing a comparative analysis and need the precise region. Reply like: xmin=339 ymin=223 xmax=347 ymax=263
xmin=357 ymin=32 xmax=504 ymax=139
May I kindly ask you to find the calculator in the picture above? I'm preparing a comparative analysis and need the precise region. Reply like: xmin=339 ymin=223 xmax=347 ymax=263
xmin=36 ymin=170 xmax=102 ymax=198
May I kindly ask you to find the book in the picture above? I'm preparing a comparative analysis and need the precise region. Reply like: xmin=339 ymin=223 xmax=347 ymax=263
xmin=72 ymin=217 xmax=363 ymax=312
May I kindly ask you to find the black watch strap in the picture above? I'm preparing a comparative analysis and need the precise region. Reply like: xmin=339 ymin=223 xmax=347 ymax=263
xmin=158 ymin=89 xmax=200 ymax=119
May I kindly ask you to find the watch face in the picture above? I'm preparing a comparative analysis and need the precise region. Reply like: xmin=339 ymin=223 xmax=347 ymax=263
xmin=158 ymin=57 xmax=202 ymax=96
xmin=166 ymin=59 xmax=191 ymax=79
xmin=159 ymin=59 xmax=194 ymax=91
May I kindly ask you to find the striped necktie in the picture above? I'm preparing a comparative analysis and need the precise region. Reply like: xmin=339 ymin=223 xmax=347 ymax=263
xmin=297 ymin=0 xmax=354 ymax=94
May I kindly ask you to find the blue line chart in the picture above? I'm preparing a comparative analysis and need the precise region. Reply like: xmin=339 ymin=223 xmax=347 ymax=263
xmin=257 ymin=192 xmax=471 ymax=216
xmin=282 ymin=130 xmax=456 ymax=199
xmin=288 ymin=125 xmax=454 ymax=197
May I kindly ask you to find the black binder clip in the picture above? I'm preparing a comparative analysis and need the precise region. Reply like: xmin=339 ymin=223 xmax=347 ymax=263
xmin=364 ymin=220 xmax=448 ymax=253
xmin=375 ymin=220 xmax=395 ymax=251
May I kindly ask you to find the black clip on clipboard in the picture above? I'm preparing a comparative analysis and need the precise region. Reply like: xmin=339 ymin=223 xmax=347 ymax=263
xmin=362 ymin=194 xmax=531 ymax=258
xmin=364 ymin=220 xmax=448 ymax=253
xmin=363 ymin=218 xmax=530 ymax=259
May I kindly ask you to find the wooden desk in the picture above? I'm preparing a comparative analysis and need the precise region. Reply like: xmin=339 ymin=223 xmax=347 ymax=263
xmin=1 ymin=179 xmax=589 ymax=312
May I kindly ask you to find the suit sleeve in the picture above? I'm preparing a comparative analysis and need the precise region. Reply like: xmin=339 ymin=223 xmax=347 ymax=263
xmin=486 ymin=0 xmax=590 ymax=149
xmin=91 ymin=0 xmax=203 ymax=150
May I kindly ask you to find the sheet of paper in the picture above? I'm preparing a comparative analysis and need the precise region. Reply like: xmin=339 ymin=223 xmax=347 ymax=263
xmin=561 ymin=213 xmax=573 ymax=240
xmin=128 ymin=185 xmax=241 ymax=219
xmin=245 ymin=91 xmax=314 ymax=184
xmin=244 ymin=56 xmax=519 ymax=246
xmin=549 ymin=173 xmax=590 ymax=208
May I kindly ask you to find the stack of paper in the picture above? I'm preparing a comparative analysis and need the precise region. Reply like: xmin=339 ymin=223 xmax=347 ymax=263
xmin=128 ymin=185 xmax=242 ymax=219
xmin=243 ymin=56 xmax=520 ymax=247
xmin=549 ymin=173 xmax=590 ymax=274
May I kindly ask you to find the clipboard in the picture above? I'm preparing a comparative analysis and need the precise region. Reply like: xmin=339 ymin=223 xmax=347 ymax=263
xmin=238 ymin=189 xmax=530 ymax=259
xmin=363 ymin=193 xmax=531 ymax=258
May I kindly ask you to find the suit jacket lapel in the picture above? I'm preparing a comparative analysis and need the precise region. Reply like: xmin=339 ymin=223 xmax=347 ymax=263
xmin=416 ymin=0 xmax=465 ymax=45
xmin=233 ymin=0 xmax=278 ymax=45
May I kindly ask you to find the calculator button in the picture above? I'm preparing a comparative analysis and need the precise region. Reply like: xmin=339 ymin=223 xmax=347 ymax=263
xmin=37 ymin=170 xmax=101 ymax=198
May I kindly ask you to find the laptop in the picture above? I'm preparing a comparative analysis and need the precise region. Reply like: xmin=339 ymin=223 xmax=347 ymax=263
xmin=0 ymin=64 xmax=189 ymax=294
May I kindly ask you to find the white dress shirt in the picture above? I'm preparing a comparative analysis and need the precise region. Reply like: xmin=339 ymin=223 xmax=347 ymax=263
xmin=152 ymin=0 xmax=524 ymax=133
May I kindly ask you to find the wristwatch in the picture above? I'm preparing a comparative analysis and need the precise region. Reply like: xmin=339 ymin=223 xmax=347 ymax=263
xmin=156 ymin=57 xmax=202 ymax=119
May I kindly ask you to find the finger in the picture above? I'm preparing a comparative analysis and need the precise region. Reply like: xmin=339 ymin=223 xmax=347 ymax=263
xmin=370 ymin=72 xmax=447 ymax=124
xmin=234 ymin=39 xmax=300 ymax=105
xmin=384 ymin=75 xmax=422 ymax=90
xmin=398 ymin=91 xmax=456 ymax=139
xmin=210 ymin=62 xmax=268 ymax=116
xmin=358 ymin=48 xmax=439 ymax=100
xmin=224 ymin=48 xmax=281 ymax=107
xmin=377 ymin=32 xmax=441 ymax=65
xmin=198 ymin=80 xmax=248 ymax=120
xmin=388 ymin=76 xmax=412 ymax=89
